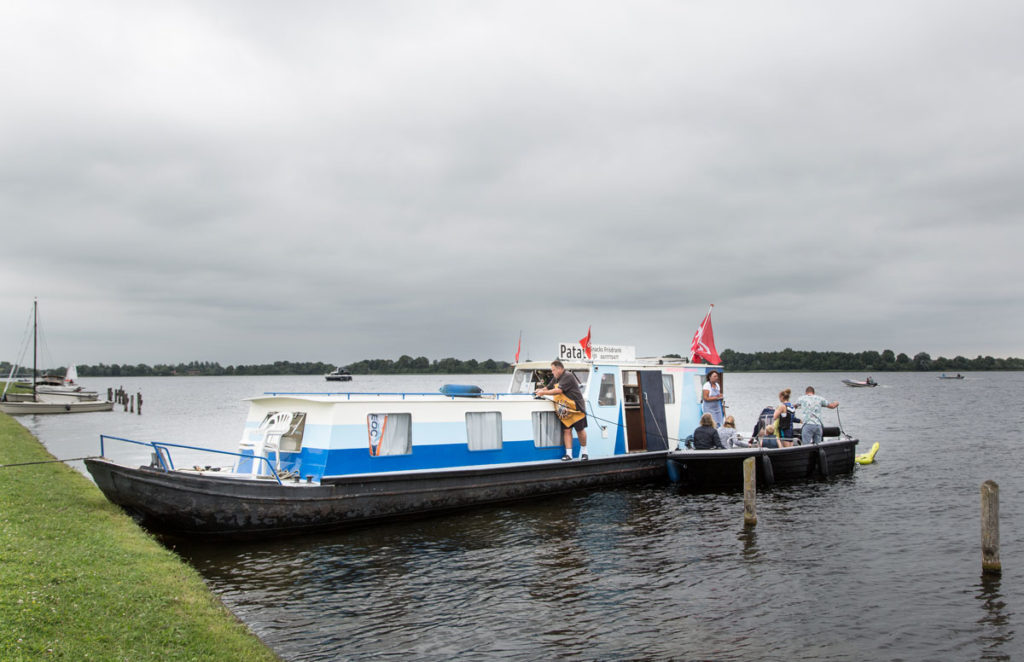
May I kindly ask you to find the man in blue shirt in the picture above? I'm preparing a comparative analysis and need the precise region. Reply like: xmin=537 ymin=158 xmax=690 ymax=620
xmin=795 ymin=386 xmax=838 ymax=445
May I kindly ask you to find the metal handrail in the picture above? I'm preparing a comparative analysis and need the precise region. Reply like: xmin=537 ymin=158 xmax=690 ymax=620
xmin=99 ymin=434 xmax=283 ymax=485
xmin=260 ymin=391 xmax=536 ymax=400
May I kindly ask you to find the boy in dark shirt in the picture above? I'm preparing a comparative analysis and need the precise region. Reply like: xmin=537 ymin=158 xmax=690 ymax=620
xmin=534 ymin=360 xmax=589 ymax=461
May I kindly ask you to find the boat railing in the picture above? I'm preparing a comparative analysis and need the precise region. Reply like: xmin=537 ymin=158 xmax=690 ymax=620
xmin=99 ymin=434 xmax=284 ymax=485
xmin=260 ymin=391 xmax=537 ymax=400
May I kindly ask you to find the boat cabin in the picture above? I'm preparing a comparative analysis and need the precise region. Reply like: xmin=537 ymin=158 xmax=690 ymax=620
xmin=233 ymin=347 xmax=723 ymax=484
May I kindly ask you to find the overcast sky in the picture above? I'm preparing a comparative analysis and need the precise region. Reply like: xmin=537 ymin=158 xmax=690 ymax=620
xmin=2 ymin=1 xmax=1022 ymax=366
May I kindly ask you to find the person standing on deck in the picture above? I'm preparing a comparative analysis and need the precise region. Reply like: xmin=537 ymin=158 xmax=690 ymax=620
xmin=702 ymin=370 xmax=725 ymax=427
xmin=535 ymin=360 xmax=588 ymax=461
xmin=795 ymin=386 xmax=838 ymax=445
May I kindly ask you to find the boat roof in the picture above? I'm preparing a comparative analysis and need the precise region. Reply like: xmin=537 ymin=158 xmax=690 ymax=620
xmin=513 ymin=358 xmax=719 ymax=370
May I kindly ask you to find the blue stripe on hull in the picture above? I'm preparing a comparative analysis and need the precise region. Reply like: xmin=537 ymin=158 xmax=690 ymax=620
xmin=236 ymin=440 xmax=570 ymax=478
xmin=324 ymin=439 xmax=566 ymax=475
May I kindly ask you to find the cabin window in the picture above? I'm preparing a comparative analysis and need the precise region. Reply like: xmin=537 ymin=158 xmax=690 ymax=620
xmin=597 ymin=373 xmax=617 ymax=406
xmin=532 ymin=411 xmax=562 ymax=447
xmin=662 ymin=376 xmax=675 ymax=404
xmin=510 ymin=368 xmax=589 ymax=394
xmin=510 ymin=370 xmax=532 ymax=393
xmin=466 ymin=412 xmax=503 ymax=451
xmin=367 ymin=413 xmax=412 ymax=456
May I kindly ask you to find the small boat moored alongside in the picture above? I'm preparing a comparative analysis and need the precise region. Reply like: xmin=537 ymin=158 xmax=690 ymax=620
xmin=666 ymin=433 xmax=859 ymax=490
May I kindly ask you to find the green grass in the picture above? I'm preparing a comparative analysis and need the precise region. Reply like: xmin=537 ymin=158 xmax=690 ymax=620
xmin=0 ymin=415 xmax=279 ymax=661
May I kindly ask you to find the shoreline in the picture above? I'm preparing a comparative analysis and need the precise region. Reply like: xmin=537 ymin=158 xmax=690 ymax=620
xmin=0 ymin=414 xmax=279 ymax=661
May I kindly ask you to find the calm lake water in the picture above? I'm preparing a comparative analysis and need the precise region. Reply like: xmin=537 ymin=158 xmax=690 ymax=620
xmin=17 ymin=372 xmax=1024 ymax=661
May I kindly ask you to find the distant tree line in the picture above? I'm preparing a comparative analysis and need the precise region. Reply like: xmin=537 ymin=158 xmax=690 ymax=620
xmin=3 ymin=350 xmax=1020 ymax=378
xmin=719 ymin=348 xmax=1024 ymax=372
xmin=1 ymin=356 xmax=514 ymax=377
xmin=343 ymin=356 xmax=513 ymax=374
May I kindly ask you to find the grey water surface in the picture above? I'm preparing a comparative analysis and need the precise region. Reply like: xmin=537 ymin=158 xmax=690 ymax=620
xmin=18 ymin=372 xmax=1024 ymax=661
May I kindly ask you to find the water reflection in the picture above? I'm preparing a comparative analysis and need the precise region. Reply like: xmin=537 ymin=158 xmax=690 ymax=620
xmin=19 ymin=372 xmax=1024 ymax=660
xmin=976 ymin=574 xmax=1014 ymax=661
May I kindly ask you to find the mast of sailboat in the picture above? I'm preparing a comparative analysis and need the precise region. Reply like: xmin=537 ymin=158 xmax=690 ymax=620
xmin=32 ymin=298 xmax=37 ymax=401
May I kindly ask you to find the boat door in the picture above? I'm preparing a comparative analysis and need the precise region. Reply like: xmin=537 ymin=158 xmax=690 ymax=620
xmin=623 ymin=369 xmax=670 ymax=452
xmin=638 ymin=370 xmax=669 ymax=451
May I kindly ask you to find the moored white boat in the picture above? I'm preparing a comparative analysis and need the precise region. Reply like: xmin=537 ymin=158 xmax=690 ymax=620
xmin=87 ymin=344 xmax=722 ymax=538
xmin=0 ymin=398 xmax=114 ymax=415
xmin=1 ymin=300 xmax=112 ymax=415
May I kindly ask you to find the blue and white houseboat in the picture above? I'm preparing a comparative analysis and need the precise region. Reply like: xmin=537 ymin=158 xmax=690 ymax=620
xmin=87 ymin=344 xmax=726 ymax=539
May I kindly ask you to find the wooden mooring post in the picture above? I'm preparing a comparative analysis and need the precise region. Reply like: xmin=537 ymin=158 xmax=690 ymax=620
xmin=981 ymin=480 xmax=1001 ymax=575
xmin=743 ymin=457 xmax=757 ymax=527
xmin=136 ymin=392 xmax=142 ymax=415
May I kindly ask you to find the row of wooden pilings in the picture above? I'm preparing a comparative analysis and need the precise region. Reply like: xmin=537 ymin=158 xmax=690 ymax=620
xmin=108 ymin=387 xmax=143 ymax=415
xmin=740 ymin=457 xmax=1002 ymax=575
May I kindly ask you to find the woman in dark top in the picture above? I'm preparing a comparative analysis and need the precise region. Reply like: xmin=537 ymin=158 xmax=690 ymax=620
xmin=692 ymin=413 xmax=724 ymax=450
xmin=772 ymin=388 xmax=797 ymax=447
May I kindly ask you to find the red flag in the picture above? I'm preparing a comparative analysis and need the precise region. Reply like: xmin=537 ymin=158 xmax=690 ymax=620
xmin=579 ymin=326 xmax=592 ymax=359
xmin=514 ymin=332 xmax=522 ymax=363
xmin=689 ymin=305 xmax=721 ymax=364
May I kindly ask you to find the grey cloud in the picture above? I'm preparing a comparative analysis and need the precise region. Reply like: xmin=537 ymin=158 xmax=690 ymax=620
xmin=2 ymin=0 xmax=1023 ymax=364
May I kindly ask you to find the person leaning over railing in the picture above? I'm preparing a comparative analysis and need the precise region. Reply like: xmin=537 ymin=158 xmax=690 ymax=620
xmin=794 ymin=386 xmax=838 ymax=445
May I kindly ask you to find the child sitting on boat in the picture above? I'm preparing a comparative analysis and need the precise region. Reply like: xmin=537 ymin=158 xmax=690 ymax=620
xmin=717 ymin=416 xmax=751 ymax=448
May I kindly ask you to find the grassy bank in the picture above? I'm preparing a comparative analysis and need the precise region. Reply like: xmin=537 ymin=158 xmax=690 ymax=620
xmin=0 ymin=415 xmax=278 ymax=661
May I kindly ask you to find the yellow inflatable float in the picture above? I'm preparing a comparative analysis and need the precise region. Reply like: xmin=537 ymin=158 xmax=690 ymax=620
xmin=855 ymin=442 xmax=879 ymax=465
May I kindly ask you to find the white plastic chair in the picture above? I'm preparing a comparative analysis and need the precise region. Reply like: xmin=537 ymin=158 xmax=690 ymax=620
xmin=251 ymin=412 xmax=293 ymax=476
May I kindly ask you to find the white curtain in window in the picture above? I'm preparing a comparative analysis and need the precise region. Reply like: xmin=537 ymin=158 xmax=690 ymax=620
xmin=466 ymin=412 xmax=503 ymax=451
xmin=532 ymin=411 xmax=562 ymax=447
xmin=367 ymin=413 xmax=412 ymax=456
xmin=662 ymin=375 xmax=675 ymax=404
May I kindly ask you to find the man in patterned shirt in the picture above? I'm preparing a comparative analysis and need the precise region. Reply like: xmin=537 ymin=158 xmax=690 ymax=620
xmin=795 ymin=386 xmax=838 ymax=445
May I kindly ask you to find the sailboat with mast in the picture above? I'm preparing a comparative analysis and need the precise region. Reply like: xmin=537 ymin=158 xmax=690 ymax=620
xmin=0 ymin=300 xmax=113 ymax=415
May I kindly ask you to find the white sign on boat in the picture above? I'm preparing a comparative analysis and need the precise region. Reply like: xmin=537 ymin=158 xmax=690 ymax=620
xmin=557 ymin=343 xmax=635 ymax=362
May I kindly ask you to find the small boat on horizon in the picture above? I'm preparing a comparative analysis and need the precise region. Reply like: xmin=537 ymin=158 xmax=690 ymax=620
xmin=842 ymin=377 xmax=878 ymax=388
xmin=938 ymin=373 xmax=965 ymax=380
xmin=324 ymin=367 xmax=353 ymax=382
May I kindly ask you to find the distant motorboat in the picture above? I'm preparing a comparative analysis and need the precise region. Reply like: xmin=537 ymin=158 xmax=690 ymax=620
xmin=324 ymin=368 xmax=353 ymax=382
xmin=842 ymin=377 xmax=878 ymax=388
xmin=938 ymin=373 xmax=965 ymax=380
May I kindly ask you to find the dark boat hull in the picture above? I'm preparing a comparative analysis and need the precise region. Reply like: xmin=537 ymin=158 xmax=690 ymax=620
xmin=666 ymin=438 xmax=858 ymax=490
xmin=85 ymin=453 xmax=668 ymax=540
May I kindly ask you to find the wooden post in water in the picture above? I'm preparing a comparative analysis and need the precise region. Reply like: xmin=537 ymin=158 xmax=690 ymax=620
xmin=130 ymin=394 xmax=135 ymax=414
xmin=137 ymin=392 xmax=142 ymax=415
xmin=981 ymin=480 xmax=1001 ymax=575
xmin=743 ymin=457 xmax=757 ymax=527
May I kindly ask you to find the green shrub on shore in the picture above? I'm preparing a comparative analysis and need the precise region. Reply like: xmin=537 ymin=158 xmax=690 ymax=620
xmin=0 ymin=415 xmax=278 ymax=661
